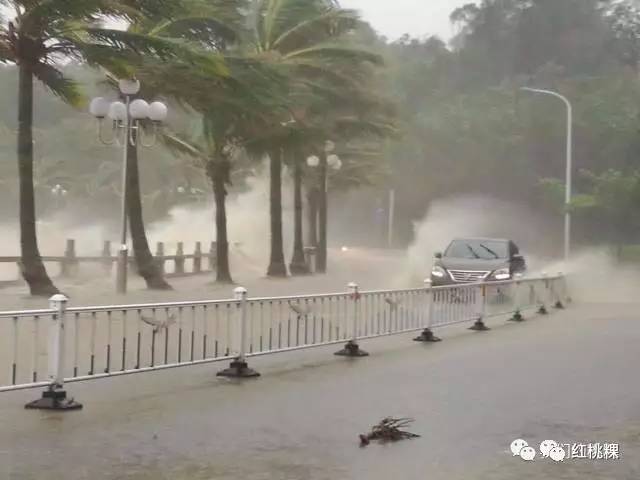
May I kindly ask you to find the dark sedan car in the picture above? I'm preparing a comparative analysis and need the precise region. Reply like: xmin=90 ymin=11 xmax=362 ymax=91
xmin=430 ymin=237 xmax=526 ymax=286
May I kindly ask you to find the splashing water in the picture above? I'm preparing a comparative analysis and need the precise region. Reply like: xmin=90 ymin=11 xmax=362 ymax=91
xmin=399 ymin=195 xmax=557 ymax=284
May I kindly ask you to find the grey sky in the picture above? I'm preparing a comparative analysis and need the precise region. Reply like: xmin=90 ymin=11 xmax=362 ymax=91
xmin=341 ymin=0 xmax=476 ymax=41
xmin=2 ymin=1 xmax=475 ymax=40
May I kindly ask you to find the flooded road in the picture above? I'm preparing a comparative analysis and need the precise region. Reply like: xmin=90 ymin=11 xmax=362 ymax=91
xmin=1 ymin=302 xmax=639 ymax=479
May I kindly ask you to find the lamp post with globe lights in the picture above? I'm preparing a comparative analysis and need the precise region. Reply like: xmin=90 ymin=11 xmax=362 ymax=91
xmin=307 ymin=140 xmax=342 ymax=273
xmin=175 ymin=185 xmax=206 ymax=204
xmin=50 ymin=184 xmax=68 ymax=211
xmin=89 ymin=79 xmax=168 ymax=294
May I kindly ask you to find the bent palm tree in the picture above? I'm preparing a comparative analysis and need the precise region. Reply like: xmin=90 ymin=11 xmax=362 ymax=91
xmin=105 ymin=0 xmax=238 ymax=290
xmin=0 ymin=0 xmax=225 ymax=295
xmin=0 ymin=1 xmax=139 ymax=295
xmin=161 ymin=53 xmax=289 ymax=283
xmin=248 ymin=0 xmax=383 ymax=277
xmin=164 ymin=127 xmax=235 ymax=283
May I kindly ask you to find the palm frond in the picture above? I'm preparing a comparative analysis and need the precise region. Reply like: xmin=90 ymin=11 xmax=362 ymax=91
xmin=162 ymin=131 xmax=206 ymax=159
xmin=332 ymin=116 xmax=398 ymax=140
xmin=32 ymin=63 xmax=85 ymax=107
xmin=21 ymin=0 xmax=142 ymax=31
xmin=271 ymin=8 xmax=361 ymax=52
xmin=147 ymin=15 xmax=239 ymax=47
xmin=257 ymin=0 xmax=330 ymax=49
xmin=81 ymin=28 xmax=229 ymax=77
xmin=121 ymin=0 xmax=195 ymax=21
xmin=288 ymin=59 xmax=365 ymax=89
xmin=283 ymin=43 xmax=383 ymax=66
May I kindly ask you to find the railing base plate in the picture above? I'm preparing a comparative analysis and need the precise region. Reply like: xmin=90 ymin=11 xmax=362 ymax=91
xmin=217 ymin=360 xmax=260 ymax=378
xmin=414 ymin=329 xmax=442 ymax=342
xmin=25 ymin=389 xmax=82 ymax=411
xmin=335 ymin=341 xmax=369 ymax=357
xmin=509 ymin=312 xmax=525 ymax=322
xmin=469 ymin=319 xmax=490 ymax=331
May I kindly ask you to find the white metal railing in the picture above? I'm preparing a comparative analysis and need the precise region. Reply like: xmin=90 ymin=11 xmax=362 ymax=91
xmin=0 ymin=274 xmax=569 ymax=402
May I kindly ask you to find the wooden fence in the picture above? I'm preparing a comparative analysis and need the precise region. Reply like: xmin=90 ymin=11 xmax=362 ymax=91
xmin=0 ymin=239 xmax=216 ymax=286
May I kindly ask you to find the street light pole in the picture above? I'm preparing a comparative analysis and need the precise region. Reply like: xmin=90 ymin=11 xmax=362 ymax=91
xmin=90 ymin=79 xmax=168 ymax=294
xmin=307 ymin=141 xmax=342 ymax=274
xmin=388 ymin=189 xmax=395 ymax=248
xmin=116 ymin=94 xmax=131 ymax=294
xmin=317 ymin=153 xmax=328 ymax=273
xmin=521 ymin=87 xmax=573 ymax=263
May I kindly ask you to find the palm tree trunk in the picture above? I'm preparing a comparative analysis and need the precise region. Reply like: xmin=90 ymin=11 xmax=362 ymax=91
xmin=209 ymin=161 xmax=232 ymax=283
xmin=267 ymin=148 xmax=287 ymax=277
xmin=316 ymin=154 xmax=328 ymax=274
xmin=307 ymin=188 xmax=318 ymax=248
xmin=126 ymin=137 xmax=172 ymax=290
xmin=17 ymin=64 xmax=58 ymax=296
xmin=290 ymin=153 xmax=309 ymax=275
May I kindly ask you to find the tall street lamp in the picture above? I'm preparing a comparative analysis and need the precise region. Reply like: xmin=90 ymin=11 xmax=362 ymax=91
xmin=89 ymin=79 xmax=168 ymax=294
xmin=307 ymin=140 xmax=342 ymax=273
xmin=521 ymin=87 xmax=573 ymax=263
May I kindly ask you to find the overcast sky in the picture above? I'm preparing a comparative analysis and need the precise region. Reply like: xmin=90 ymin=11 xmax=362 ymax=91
xmin=341 ymin=0 xmax=476 ymax=41
xmin=1 ymin=1 xmax=474 ymax=41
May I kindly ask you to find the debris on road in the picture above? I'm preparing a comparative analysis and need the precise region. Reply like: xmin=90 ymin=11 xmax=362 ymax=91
xmin=359 ymin=418 xmax=420 ymax=446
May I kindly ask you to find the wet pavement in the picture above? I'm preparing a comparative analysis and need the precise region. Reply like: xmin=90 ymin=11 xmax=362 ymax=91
xmin=1 ymin=302 xmax=639 ymax=479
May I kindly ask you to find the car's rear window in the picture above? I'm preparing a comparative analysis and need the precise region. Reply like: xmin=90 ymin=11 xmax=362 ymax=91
xmin=445 ymin=240 xmax=509 ymax=260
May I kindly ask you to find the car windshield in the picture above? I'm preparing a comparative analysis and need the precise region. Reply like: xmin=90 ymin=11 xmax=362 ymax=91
xmin=444 ymin=240 xmax=509 ymax=260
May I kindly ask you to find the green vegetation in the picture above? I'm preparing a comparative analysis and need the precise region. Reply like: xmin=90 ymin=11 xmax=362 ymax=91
xmin=2 ymin=0 xmax=640 ymax=295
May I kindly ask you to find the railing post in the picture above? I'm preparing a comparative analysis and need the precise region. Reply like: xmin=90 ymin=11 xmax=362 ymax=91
xmin=61 ymin=239 xmax=78 ymax=277
xmin=208 ymin=242 xmax=217 ymax=271
xmin=553 ymin=272 xmax=565 ymax=309
xmin=101 ymin=241 xmax=113 ymax=275
xmin=561 ymin=272 xmax=572 ymax=304
xmin=414 ymin=279 xmax=441 ymax=342
xmin=217 ymin=287 xmax=260 ymax=378
xmin=25 ymin=295 xmax=82 ymax=410
xmin=155 ymin=242 xmax=165 ymax=275
xmin=335 ymin=282 xmax=369 ymax=357
xmin=469 ymin=284 xmax=490 ymax=331
xmin=193 ymin=242 xmax=202 ymax=273
xmin=175 ymin=242 xmax=185 ymax=275
xmin=538 ymin=273 xmax=549 ymax=315
xmin=509 ymin=277 xmax=525 ymax=322
xmin=304 ymin=247 xmax=316 ymax=274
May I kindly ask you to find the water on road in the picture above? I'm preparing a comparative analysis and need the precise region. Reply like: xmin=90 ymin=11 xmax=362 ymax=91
xmin=1 ymin=303 xmax=638 ymax=479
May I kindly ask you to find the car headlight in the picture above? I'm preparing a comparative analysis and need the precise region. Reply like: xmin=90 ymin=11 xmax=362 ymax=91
xmin=431 ymin=266 xmax=446 ymax=278
xmin=492 ymin=268 xmax=511 ymax=280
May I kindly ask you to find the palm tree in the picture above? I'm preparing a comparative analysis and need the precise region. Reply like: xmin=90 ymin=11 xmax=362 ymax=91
xmin=289 ymin=145 xmax=309 ymax=274
xmin=267 ymin=146 xmax=287 ymax=276
xmin=161 ymin=54 xmax=290 ymax=283
xmin=0 ymin=2 xmax=135 ymax=295
xmin=104 ymin=0 xmax=239 ymax=290
xmin=164 ymin=126 xmax=236 ymax=283
xmin=306 ymin=184 xmax=319 ymax=248
xmin=248 ymin=0 xmax=383 ymax=278
xmin=0 ymin=0 xmax=225 ymax=295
